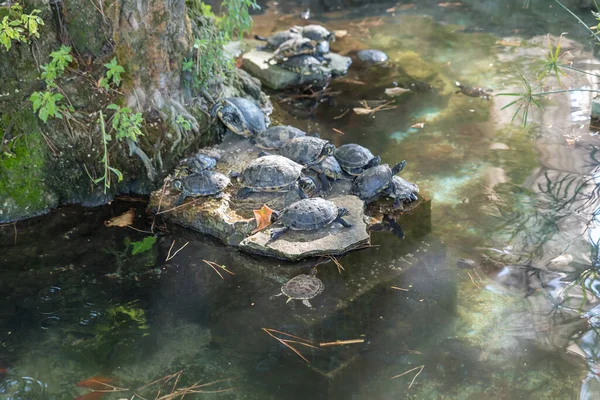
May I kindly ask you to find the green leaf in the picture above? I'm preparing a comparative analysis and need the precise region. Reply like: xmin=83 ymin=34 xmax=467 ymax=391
xmin=107 ymin=103 xmax=119 ymax=111
xmin=130 ymin=236 xmax=156 ymax=255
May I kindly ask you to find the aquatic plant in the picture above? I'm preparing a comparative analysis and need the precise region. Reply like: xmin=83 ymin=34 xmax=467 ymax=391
xmin=130 ymin=236 xmax=157 ymax=255
xmin=0 ymin=3 xmax=43 ymax=51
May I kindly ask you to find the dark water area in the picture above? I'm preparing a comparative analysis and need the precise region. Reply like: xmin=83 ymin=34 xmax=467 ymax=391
xmin=4 ymin=0 xmax=600 ymax=399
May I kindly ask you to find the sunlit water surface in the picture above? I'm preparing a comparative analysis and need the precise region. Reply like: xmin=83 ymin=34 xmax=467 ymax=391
xmin=3 ymin=1 xmax=600 ymax=399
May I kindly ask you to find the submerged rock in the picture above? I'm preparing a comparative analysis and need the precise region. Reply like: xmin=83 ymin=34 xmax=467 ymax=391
xmin=356 ymin=49 xmax=389 ymax=65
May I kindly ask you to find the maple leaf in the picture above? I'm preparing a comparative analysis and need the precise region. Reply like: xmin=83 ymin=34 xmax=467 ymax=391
xmin=252 ymin=204 xmax=274 ymax=233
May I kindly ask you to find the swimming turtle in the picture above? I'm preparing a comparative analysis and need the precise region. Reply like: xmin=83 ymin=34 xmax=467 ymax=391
xmin=270 ymin=268 xmax=324 ymax=308
xmin=268 ymin=197 xmax=352 ymax=241
xmin=175 ymin=153 xmax=217 ymax=177
xmin=211 ymin=97 xmax=267 ymax=138
xmin=356 ymin=49 xmax=389 ymax=65
xmin=281 ymin=136 xmax=335 ymax=167
xmin=310 ymin=155 xmax=343 ymax=190
xmin=390 ymin=175 xmax=419 ymax=205
xmin=455 ymin=82 xmax=492 ymax=100
xmin=237 ymin=155 xmax=316 ymax=199
xmin=255 ymin=29 xmax=302 ymax=50
xmin=269 ymin=38 xmax=317 ymax=63
xmin=333 ymin=143 xmax=381 ymax=176
xmin=255 ymin=125 xmax=306 ymax=150
xmin=295 ymin=24 xmax=335 ymax=43
xmin=350 ymin=162 xmax=408 ymax=207
xmin=172 ymin=170 xmax=230 ymax=206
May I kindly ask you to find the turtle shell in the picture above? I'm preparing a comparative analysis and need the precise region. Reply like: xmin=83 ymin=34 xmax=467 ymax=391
xmin=281 ymin=136 xmax=330 ymax=167
xmin=350 ymin=164 xmax=393 ymax=200
xmin=279 ymin=197 xmax=338 ymax=231
xmin=297 ymin=24 xmax=333 ymax=42
xmin=334 ymin=143 xmax=376 ymax=171
xmin=226 ymin=97 xmax=267 ymax=136
xmin=280 ymin=55 xmax=321 ymax=74
xmin=281 ymin=273 xmax=324 ymax=300
xmin=240 ymin=155 xmax=304 ymax=191
xmin=391 ymin=175 xmax=419 ymax=202
xmin=181 ymin=170 xmax=230 ymax=196
xmin=273 ymin=37 xmax=316 ymax=59
xmin=255 ymin=126 xmax=306 ymax=150
xmin=266 ymin=30 xmax=302 ymax=49
xmin=178 ymin=153 xmax=217 ymax=175
xmin=317 ymin=156 xmax=343 ymax=179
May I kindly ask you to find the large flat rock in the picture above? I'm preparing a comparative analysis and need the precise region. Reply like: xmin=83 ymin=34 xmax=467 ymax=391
xmin=238 ymin=195 xmax=368 ymax=261
xmin=242 ymin=49 xmax=352 ymax=90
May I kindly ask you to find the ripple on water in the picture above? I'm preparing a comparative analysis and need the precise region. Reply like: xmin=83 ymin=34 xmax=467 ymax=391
xmin=79 ymin=289 xmax=113 ymax=309
xmin=0 ymin=377 xmax=47 ymax=399
xmin=36 ymin=287 xmax=65 ymax=315
xmin=77 ymin=310 xmax=104 ymax=326
xmin=39 ymin=315 xmax=62 ymax=330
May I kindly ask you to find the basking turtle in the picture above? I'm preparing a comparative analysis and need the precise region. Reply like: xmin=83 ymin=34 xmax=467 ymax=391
xmin=255 ymin=125 xmax=306 ymax=150
xmin=334 ymin=143 xmax=381 ymax=176
xmin=279 ymin=54 xmax=321 ymax=75
xmin=269 ymin=38 xmax=317 ymax=63
xmin=268 ymin=197 xmax=352 ymax=241
xmin=310 ymin=155 xmax=343 ymax=190
xmin=455 ymin=82 xmax=492 ymax=100
xmin=389 ymin=175 xmax=419 ymax=207
xmin=172 ymin=170 xmax=230 ymax=206
xmin=175 ymin=153 xmax=217 ymax=177
xmin=237 ymin=155 xmax=316 ymax=199
xmin=280 ymin=136 xmax=335 ymax=167
xmin=211 ymin=97 xmax=267 ymax=138
xmin=350 ymin=162 xmax=408 ymax=207
xmin=270 ymin=268 xmax=324 ymax=308
xmin=255 ymin=29 xmax=302 ymax=50
xmin=295 ymin=24 xmax=335 ymax=43
xmin=356 ymin=49 xmax=389 ymax=65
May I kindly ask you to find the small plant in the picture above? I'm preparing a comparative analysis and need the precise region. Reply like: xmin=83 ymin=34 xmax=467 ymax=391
xmin=130 ymin=236 xmax=157 ymax=255
xmin=99 ymin=57 xmax=125 ymax=90
xmin=220 ymin=0 xmax=259 ymax=40
xmin=41 ymin=45 xmax=72 ymax=85
xmin=107 ymin=104 xmax=143 ymax=142
xmin=0 ymin=3 xmax=44 ymax=51
xmin=29 ymin=91 xmax=64 ymax=123
xmin=87 ymin=110 xmax=124 ymax=193
xmin=176 ymin=115 xmax=192 ymax=132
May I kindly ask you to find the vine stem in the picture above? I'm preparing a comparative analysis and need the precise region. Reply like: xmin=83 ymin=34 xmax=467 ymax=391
xmin=554 ymin=0 xmax=600 ymax=43
xmin=99 ymin=110 xmax=110 ymax=193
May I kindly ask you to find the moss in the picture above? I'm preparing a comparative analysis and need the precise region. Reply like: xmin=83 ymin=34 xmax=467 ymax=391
xmin=0 ymin=112 xmax=56 ymax=222
xmin=394 ymin=50 xmax=438 ymax=80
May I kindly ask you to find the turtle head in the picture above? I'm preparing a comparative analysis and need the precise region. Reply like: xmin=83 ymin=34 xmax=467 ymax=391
xmin=172 ymin=179 xmax=183 ymax=191
xmin=209 ymin=101 xmax=223 ymax=121
xmin=391 ymin=160 xmax=407 ymax=175
xmin=298 ymin=175 xmax=317 ymax=197
xmin=321 ymin=143 xmax=335 ymax=157
xmin=366 ymin=155 xmax=381 ymax=169
xmin=455 ymin=81 xmax=463 ymax=89
xmin=326 ymin=31 xmax=335 ymax=42
xmin=309 ymin=268 xmax=318 ymax=276
xmin=337 ymin=207 xmax=349 ymax=218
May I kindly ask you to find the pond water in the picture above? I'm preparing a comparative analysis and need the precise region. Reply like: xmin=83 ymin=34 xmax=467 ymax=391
xmin=3 ymin=1 xmax=600 ymax=399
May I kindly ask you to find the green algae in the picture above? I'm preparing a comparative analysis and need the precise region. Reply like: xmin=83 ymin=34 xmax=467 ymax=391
xmin=489 ymin=125 xmax=538 ymax=184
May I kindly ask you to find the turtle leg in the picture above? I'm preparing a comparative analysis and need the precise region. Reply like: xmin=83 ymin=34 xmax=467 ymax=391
xmin=318 ymin=172 xmax=331 ymax=191
xmin=173 ymin=193 xmax=186 ymax=206
xmin=302 ymin=299 xmax=313 ymax=308
xmin=258 ymin=151 xmax=273 ymax=157
xmin=293 ymin=181 xmax=308 ymax=199
xmin=334 ymin=216 xmax=353 ymax=228
xmin=383 ymin=215 xmax=405 ymax=239
xmin=393 ymin=196 xmax=402 ymax=209
xmin=269 ymin=226 xmax=289 ymax=241
xmin=269 ymin=292 xmax=284 ymax=300
xmin=237 ymin=187 xmax=254 ymax=199
xmin=391 ymin=160 xmax=407 ymax=175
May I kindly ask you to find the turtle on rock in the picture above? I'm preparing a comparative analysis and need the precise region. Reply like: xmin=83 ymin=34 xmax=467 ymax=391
xmin=281 ymin=136 xmax=335 ymax=187
xmin=175 ymin=153 xmax=217 ymax=177
xmin=255 ymin=125 xmax=307 ymax=150
xmin=351 ymin=162 xmax=411 ymax=208
xmin=310 ymin=155 xmax=343 ymax=190
xmin=334 ymin=143 xmax=381 ymax=176
xmin=268 ymin=197 xmax=352 ymax=241
xmin=211 ymin=97 xmax=267 ymax=138
xmin=255 ymin=29 xmax=303 ymax=50
xmin=237 ymin=155 xmax=316 ymax=199
xmin=268 ymin=38 xmax=318 ymax=63
xmin=172 ymin=170 xmax=230 ymax=206
xmin=270 ymin=268 xmax=324 ymax=308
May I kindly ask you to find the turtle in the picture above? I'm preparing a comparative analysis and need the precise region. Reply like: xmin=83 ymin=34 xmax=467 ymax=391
xmin=333 ymin=143 xmax=381 ymax=176
xmin=356 ymin=49 xmax=389 ymax=65
xmin=270 ymin=268 xmax=324 ymax=308
xmin=389 ymin=175 xmax=419 ymax=206
xmin=310 ymin=155 xmax=343 ymax=190
xmin=255 ymin=29 xmax=302 ymax=50
xmin=455 ymin=81 xmax=492 ymax=100
xmin=237 ymin=155 xmax=316 ymax=199
xmin=279 ymin=54 xmax=322 ymax=75
xmin=295 ymin=24 xmax=335 ymax=43
xmin=350 ymin=162 xmax=408 ymax=207
xmin=175 ymin=153 xmax=217 ymax=177
xmin=255 ymin=125 xmax=306 ymax=150
xmin=269 ymin=38 xmax=317 ymax=63
xmin=268 ymin=197 xmax=352 ymax=241
xmin=281 ymin=136 xmax=335 ymax=167
xmin=210 ymin=97 xmax=267 ymax=138
xmin=171 ymin=170 xmax=230 ymax=206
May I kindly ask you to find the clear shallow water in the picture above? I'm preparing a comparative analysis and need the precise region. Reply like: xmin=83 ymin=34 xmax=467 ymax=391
xmin=4 ymin=1 xmax=600 ymax=399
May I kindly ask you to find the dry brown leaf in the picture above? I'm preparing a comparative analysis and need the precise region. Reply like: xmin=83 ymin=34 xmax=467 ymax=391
xmin=334 ymin=30 xmax=348 ymax=39
xmin=104 ymin=208 xmax=135 ymax=227
xmin=385 ymin=87 xmax=411 ymax=97
xmin=252 ymin=204 xmax=274 ymax=233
